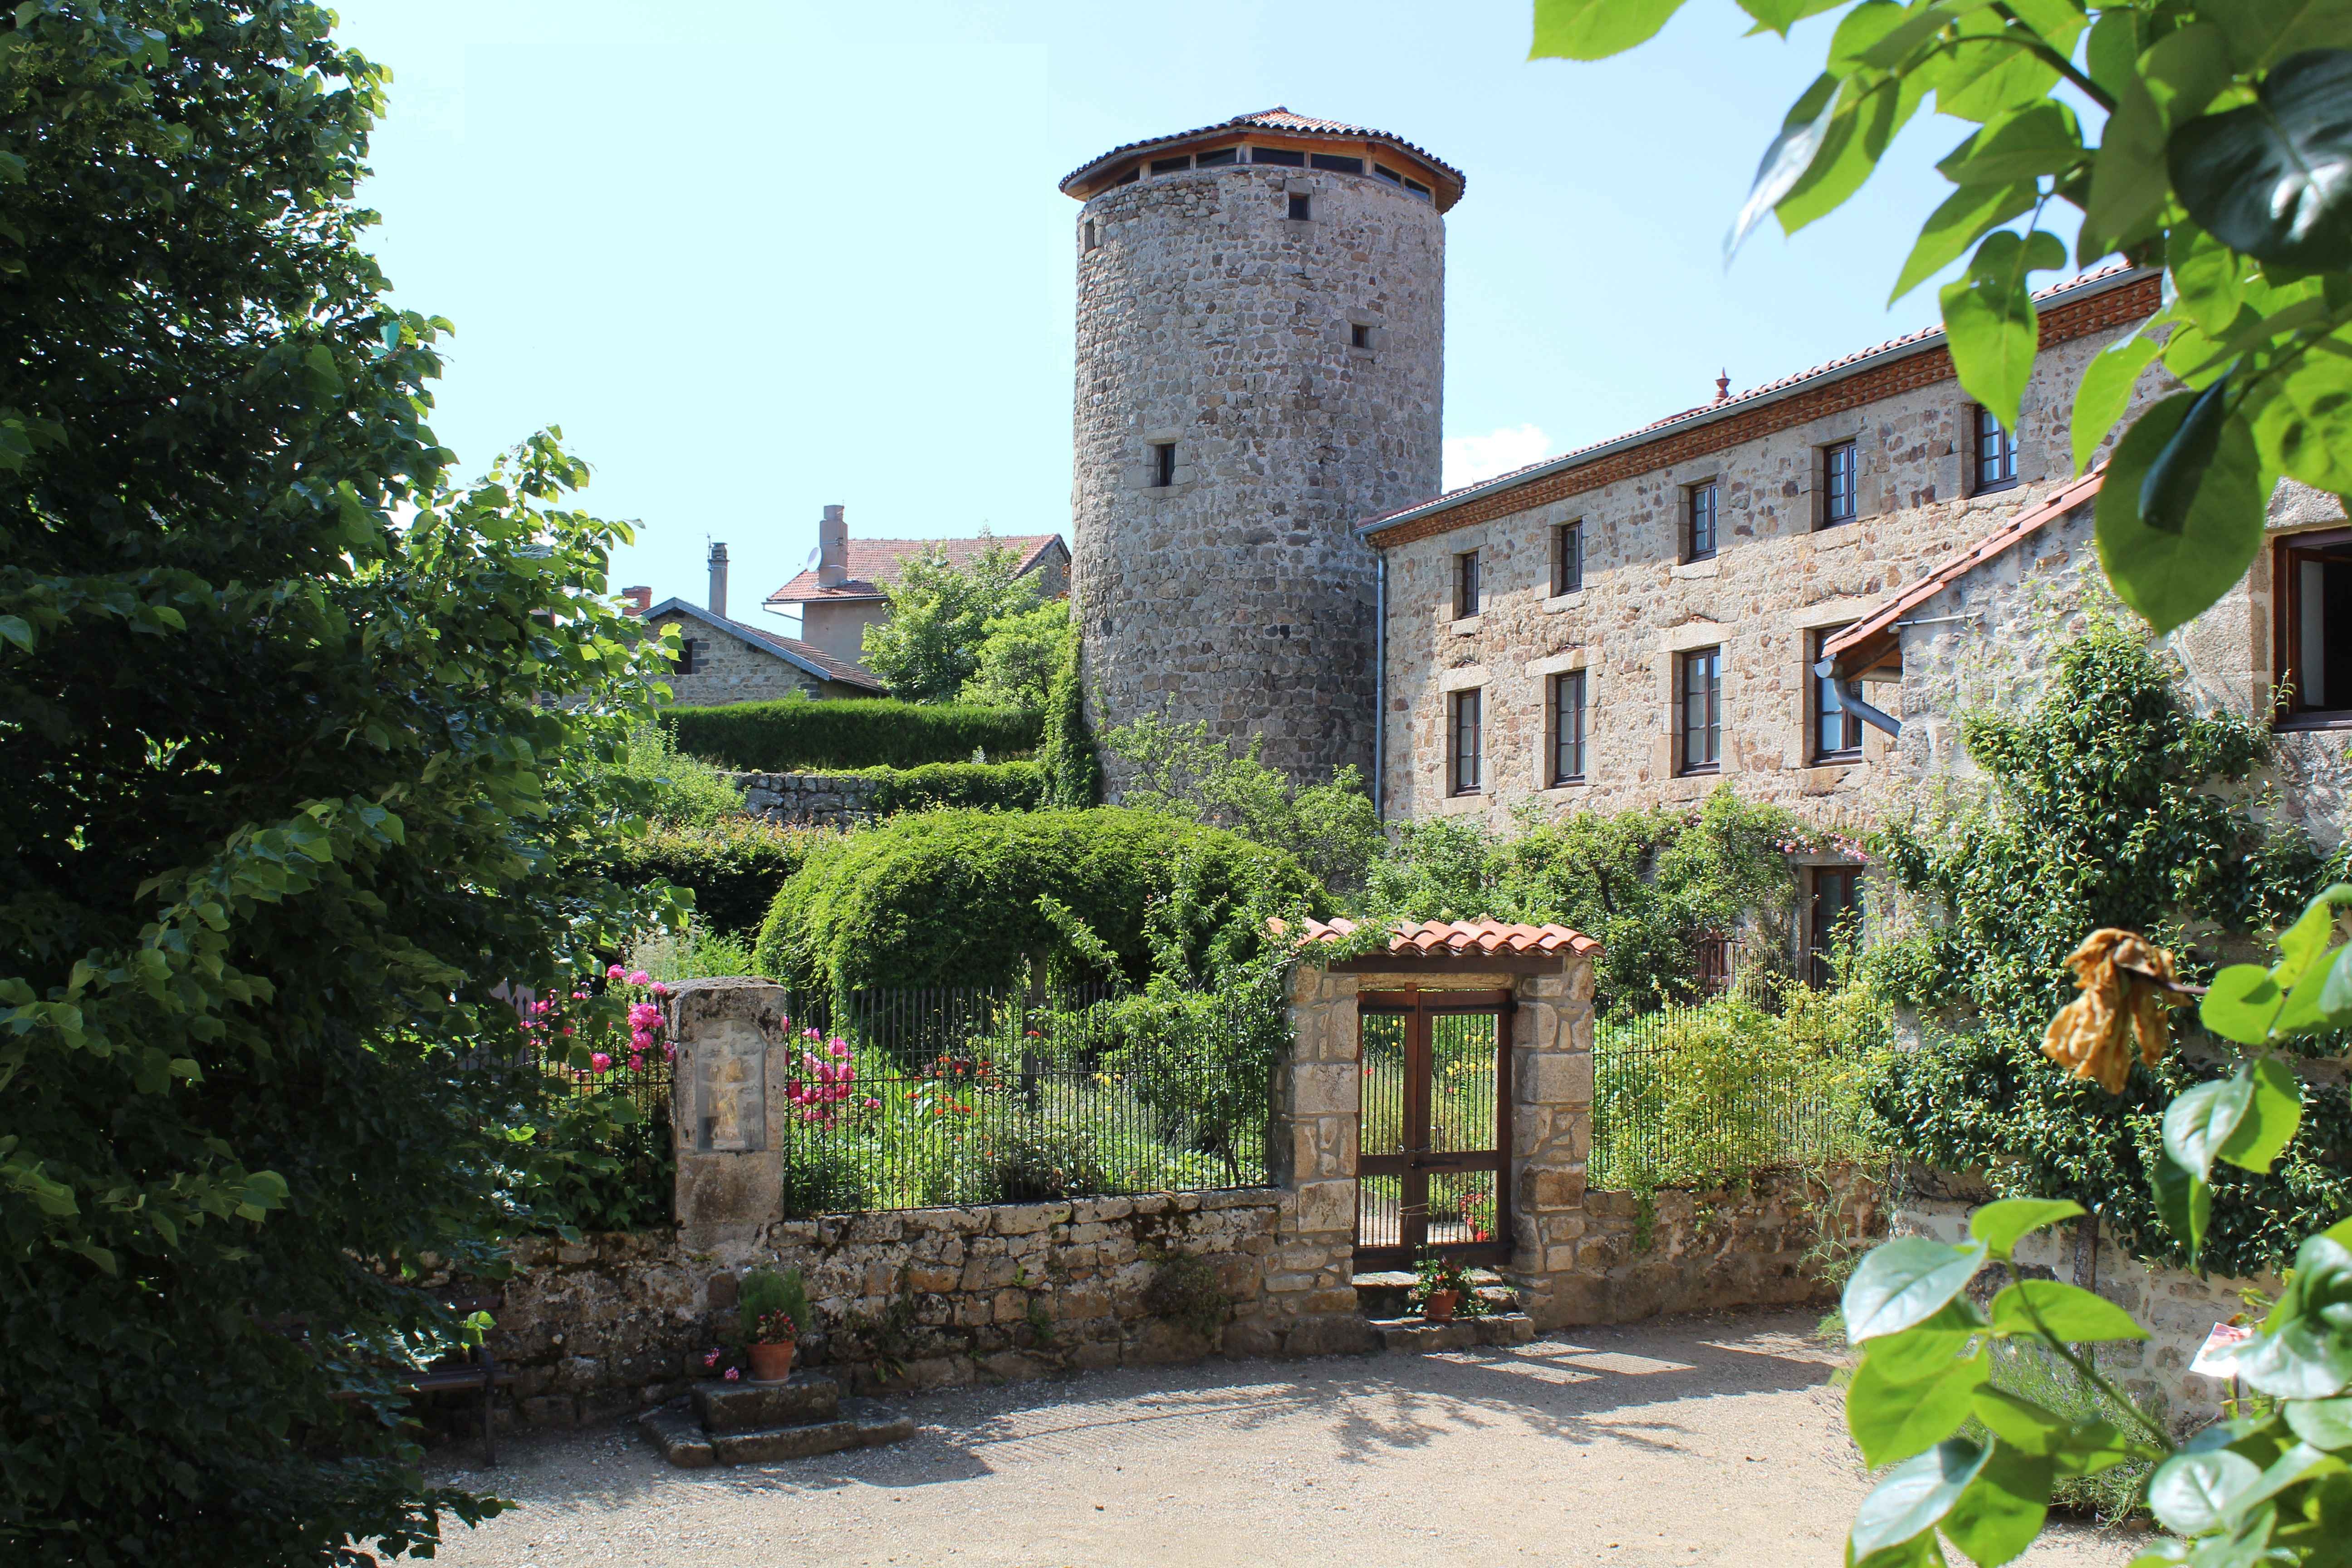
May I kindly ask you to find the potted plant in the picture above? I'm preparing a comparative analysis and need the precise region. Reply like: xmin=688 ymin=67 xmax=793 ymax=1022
xmin=1413 ymin=1253 xmax=1475 ymax=1323
xmin=737 ymin=1267 xmax=809 ymax=1382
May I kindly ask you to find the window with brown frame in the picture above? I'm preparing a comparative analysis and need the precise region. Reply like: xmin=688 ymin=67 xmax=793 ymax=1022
xmin=1821 ymin=440 xmax=1858 ymax=527
xmin=1455 ymin=549 xmax=1482 ymax=619
xmin=1685 ymin=480 xmax=1719 ymax=562
xmin=1971 ymin=405 xmax=2017 ymax=492
xmin=1810 ymin=627 xmax=1863 ymax=762
xmin=1678 ymin=647 xmax=1721 ymax=774
xmin=2277 ymin=529 xmax=2352 ymax=725
xmin=1548 ymin=671 xmax=1587 ymax=786
xmin=1450 ymin=689 xmax=1484 ymax=794
xmin=1553 ymin=520 xmax=1583 ymax=597
xmin=1808 ymin=866 xmax=1866 ymax=988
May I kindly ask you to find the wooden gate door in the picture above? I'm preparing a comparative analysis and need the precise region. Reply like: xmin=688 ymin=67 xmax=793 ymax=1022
xmin=1354 ymin=989 xmax=1513 ymax=1270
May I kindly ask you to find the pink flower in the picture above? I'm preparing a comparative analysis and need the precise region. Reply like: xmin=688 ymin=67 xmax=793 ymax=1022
xmin=703 ymin=1348 xmax=720 ymax=1367
xmin=627 ymin=970 xmax=652 ymax=987
xmin=863 ymin=1097 xmax=880 ymax=1109
xmin=607 ymin=964 xmax=625 ymax=980
xmin=663 ymin=1042 xmax=676 ymax=1060
xmin=803 ymin=1027 xmax=821 ymax=1041
xmin=723 ymin=1367 xmax=740 ymax=1381
xmin=828 ymin=1039 xmax=848 ymax=1059
xmin=590 ymin=1052 xmax=612 ymax=1072
xmin=651 ymin=982 xmax=671 ymax=998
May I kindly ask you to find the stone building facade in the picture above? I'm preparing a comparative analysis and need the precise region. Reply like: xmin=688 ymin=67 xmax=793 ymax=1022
xmin=762 ymin=504 xmax=1068 ymax=669
xmin=641 ymin=599 xmax=883 ymax=706
xmin=1062 ymin=109 xmax=1459 ymax=784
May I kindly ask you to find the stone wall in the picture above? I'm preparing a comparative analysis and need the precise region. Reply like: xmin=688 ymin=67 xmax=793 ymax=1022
xmin=1563 ymin=1170 xmax=1879 ymax=1325
xmin=724 ymin=770 xmax=884 ymax=828
xmin=1892 ymin=1196 xmax=2276 ymax=1432
xmin=1073 ymin=160 xmax=1445 ymax=784
xmin=1373 ymin=274 xmax=2161 ymax=830
xmin=486 ymin=1188 xmax=1360 ymax=1428
xmin=646 ymin=609 xmax=870 ymax=707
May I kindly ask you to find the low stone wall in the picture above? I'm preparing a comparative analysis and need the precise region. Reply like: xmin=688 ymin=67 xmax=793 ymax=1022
xmin=487 ymin=1188 xmax=1365 ymax=1428
xmin=723 ymin=770 xmax=883 ymax=828
xmin=1891 ymin=1196 xmax=2278 ymax=1432
xmin=1556 ymin=1168 xmax=1880 ymax=1325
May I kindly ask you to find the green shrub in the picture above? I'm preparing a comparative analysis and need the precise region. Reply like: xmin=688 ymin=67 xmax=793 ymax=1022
xmin=737 ymin=1267 xmax=810 ymax=1342
xmin=984 ymin=1118 xmax=1108 ymax=1203
xmin=1039 ymin=629 xmax=1101 ymax=808
xmin=596 ymin=721 xmax=748 ymax=827
xmin=854 ymin=760 xmax=1047 ymax=814
xmin=667 ymin=698 xmax=1041 ymax=772
xmin=608 ymin=817 xmax=837 ymax=935
xmin=776 ymin=1139 xmax=876 ymax=1218
xmin=753 ymin=808 xmax=1322 ymax=993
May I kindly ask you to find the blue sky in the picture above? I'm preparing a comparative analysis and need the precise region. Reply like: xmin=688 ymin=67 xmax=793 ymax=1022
xmin=329 ymin=0 xmax=2053 ymax=627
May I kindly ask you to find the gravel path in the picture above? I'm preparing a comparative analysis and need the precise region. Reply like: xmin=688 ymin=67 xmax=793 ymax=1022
xmin=422 ymin=1310 xmax=2135 ymax=1567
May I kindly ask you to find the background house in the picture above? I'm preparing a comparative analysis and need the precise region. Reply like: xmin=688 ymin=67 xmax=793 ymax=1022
xmin=622 ymin=544 xmax=885 ymax=706
xmin=762 ymin=504 xmax=1069 ymax=668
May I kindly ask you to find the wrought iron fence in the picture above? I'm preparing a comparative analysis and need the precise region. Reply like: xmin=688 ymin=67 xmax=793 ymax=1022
xmin=1589 ymin=998 xmax=1880 ymax=1192
xmin=765 ymin=984 xmax=1275 ymax=1214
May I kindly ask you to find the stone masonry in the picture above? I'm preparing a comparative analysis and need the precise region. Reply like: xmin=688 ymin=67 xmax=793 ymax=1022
xmin=724 ymin=770 xmax=886 ymax=829
xmin=644 ymin=608 xmax=870 ymax=706
xmin=1072 ymin=156 xmax=1446 ymax=784
xmin=1372 ymin=272 xmax=2168 ymax=831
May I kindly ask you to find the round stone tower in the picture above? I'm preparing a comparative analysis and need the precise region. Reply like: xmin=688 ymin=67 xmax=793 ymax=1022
xmin=1060 ymin=107 xmax=1460 ymax=784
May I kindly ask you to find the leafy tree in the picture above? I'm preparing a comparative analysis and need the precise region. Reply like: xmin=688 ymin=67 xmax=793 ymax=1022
xmin=0 ymin=4 xmax=673 ymax=1560
xmin=1039 ymin=627 xmax=1102 ymax=808
xmin=1534 ymin=0 xmax=2352 ymax=637
xmin=1866 ymin=624 xmax=2341 ymax=1276
xmin=959 ymin=597 xmax=1069 ymax=711
xmin=1105 ymin=715 xmax=1382 ymax=892
xmin=859 ymin=535 xmax=1038 ymax=704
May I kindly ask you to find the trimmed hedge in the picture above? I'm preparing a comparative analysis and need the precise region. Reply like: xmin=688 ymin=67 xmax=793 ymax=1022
xmin=667 ymin=699 xmax=1042 ymax=772
xmin=854 ymin=760 xmax=1046 ymax=814
xmin=753 ymin=808 xmax=1322 ymax=993
xmin=609 ymin=816 xmax=837 ymax=935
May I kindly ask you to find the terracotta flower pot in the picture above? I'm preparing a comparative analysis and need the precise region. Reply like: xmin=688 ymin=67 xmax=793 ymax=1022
xmin=1423 ymin=1289 xmax=1460 ymax=1323
xmin=746 ymin=1338 xmax=797 ymax=1382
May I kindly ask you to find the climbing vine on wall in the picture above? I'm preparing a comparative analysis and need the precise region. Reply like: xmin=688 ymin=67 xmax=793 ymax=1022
xmin=1867 ymin=623 xmax=2349 ymax=1277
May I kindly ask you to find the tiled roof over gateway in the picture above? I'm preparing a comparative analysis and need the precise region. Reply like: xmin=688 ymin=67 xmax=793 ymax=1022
xmin=1357 ymin=263 xmax=2151 ymax=541
xmin=1284 ymin=916 xmax=1601 ymax=959
xmin=764 ymin=534 xmax=1063 ymax=607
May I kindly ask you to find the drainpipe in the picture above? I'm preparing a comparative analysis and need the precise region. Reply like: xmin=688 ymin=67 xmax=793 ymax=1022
xmin=1813 ymin=657 xmax=1901 ymax=739
xmin=1373 ymin=551 xmax=1387 ymax=819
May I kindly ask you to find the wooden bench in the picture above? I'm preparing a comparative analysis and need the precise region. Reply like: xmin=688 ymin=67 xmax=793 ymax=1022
xmin=327 ymin=1290 xmax=517 ymax=1465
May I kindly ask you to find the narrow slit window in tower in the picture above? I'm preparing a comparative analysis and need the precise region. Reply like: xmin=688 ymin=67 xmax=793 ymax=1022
xmin=1149 ymin=442 xmax=1176 ymax=489
xmin=1288 ymin=193 xmax=1312 ymax=221
xmin=1083 ymin=219 xmax=1098 ymax=251
xmin=1351 ymin=323 xmax=1371 ymax=350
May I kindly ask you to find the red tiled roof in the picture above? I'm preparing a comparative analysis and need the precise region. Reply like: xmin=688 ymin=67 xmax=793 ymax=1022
xmin=1818 ymin=469 xmax=2105 ymax=679
xmin=1359 ymin=264 xmax=2147 ymax=539
xmin=764 ymin=534 xmax=1064 ymax=607
xmin=1058 ymin=106 xmax=1466 ymax=208
xmin=1287 ymin=916 xmax=1601 ymax=958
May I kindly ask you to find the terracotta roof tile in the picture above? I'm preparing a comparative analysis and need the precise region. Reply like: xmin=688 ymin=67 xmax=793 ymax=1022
xmin=1359 ymin=264 xmax=2146 ymax=538
xmin=1286 ymin=916 xmax=1601 ymax=958
xmin=764 ymin=534 xmax=1064 ymax=607
xmin=1059 ymin=106 xmax=1466 ymax=205
xmin=1819 ymin=469 xmax=2105 ymax=678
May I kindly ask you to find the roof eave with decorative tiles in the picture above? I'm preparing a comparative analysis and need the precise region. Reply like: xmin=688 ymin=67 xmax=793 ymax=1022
xmin=1059 ymin=107 xmax=1465 ymax=211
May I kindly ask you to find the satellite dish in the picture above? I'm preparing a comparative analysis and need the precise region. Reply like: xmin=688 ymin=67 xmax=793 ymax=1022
xmin=804 ymin=546 xmax=822 ymax=568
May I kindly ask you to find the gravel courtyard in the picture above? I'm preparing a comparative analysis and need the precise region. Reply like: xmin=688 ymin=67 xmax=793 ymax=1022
xmin=423 ymin=1309 xmax=2133 ymax=1567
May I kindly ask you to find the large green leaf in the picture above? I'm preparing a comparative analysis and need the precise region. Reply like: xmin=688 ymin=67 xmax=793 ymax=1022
xmin=1851 ymin=1440 xmax=1991 ymax=1559
xmin=1969 ymin=1197 xmax=2082 ymax=1260
xmin=2072 ymin=330 xmax=2164 ymax=472
xmin=1859 ymin=0 xmax=2004 ymax=72
xmin=1862 ymin=1300 xmax=1992 ymax=1383
xmin=2202 ymin=964 xmax=2286 ymax=1045
xmin=1990 ymin=1279 xmax=2151 ymax=1343
xmin=2166 ymin=1070 xmax=2259 ymax=1180
xmin=2246 ymin=326 xmax=2352 ymax=494
xmin=2171 ymin=49 xmax=2352 ymax=271
xmin=2237 ymin=1235 xmax=2352 ymax=1399
xmin=2284 ymin=1396 xmax=2352 ymax=1450
xmin=2216 ymin=1057 xmax=2304 ymax=1175
xmin=1529 ymin=0 xmax=1692 ymax=58
xmin=1893 ymin=181 xmax=2039 ymax=302
xmin=2148 ymin=1448 xmax=2263 ymax=1534
xmin=1780 ymin=71 xmax=1925 ymax=233
xmin=1939 ymin=1441 xmax=2053 ymax=1568
xmin=2085 ymin=28 xmax=2231 ymax=260
xmin=1845 ymin=1236 xmax=1989 ymax=1342
xmin=1727 ymin=73 xmax=1841 ymax=262
xmin=2138 ymin=370 xmax=2236 ymax=534
xmin=1936 ymin=100 xmax=2084 ymax=187
xmin=2276 ymin=884 xmax=2352 ymax=985
xmin=2208 ymin=0 xmax=2352 ymax=73
xmin=1850 ymin=1350 xmax=1989 ymax=1467
xmin=2092 ymin=389 xmax=2270 ymax=636
xmin=1932 ymin=9 xmax=2061 ymax=125
xmin=1971 ymin=1390 xmax=2132 ymax=1475
xmin=2169 ymin=221 xmax=2248 ymax=338
xmin=2151 ymin=1152 xmax=2213 ymax=1260
xmin=1940 ymin=229 xmax=2064 ymax=432
xmin=2275 ymin=944 xmax=2349 ymax=1034
xmin=1735 ymin=0 xmax=1847 ymax=36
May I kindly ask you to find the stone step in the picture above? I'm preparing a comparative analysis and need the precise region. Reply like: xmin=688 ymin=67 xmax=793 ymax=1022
xmin=1350 ymin=1269 xmax=1519 ymax=1318
xmin=642 ymin=1396 xmax=914 ymax=1469
xmin=691 ymin=1372 xmax=841 ymax=1433
xmin=1366 ymin=1311 xmax=1538 ymax=1354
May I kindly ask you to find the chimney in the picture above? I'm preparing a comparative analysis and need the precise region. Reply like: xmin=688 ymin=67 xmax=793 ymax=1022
xmin=817 ymin=505 xmax=848 ymax=588
xmin=619 ymin=585 xmax=651 ymax=617
xmin=707 ymin=541 xmax=729 ymax=621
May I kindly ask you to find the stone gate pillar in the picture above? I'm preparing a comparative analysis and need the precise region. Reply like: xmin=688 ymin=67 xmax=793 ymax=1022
xmin=668 ymin=977 xmax=794 ymax=1248
xmin=1503 ymin=956 xmax=1597 ymax=1328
